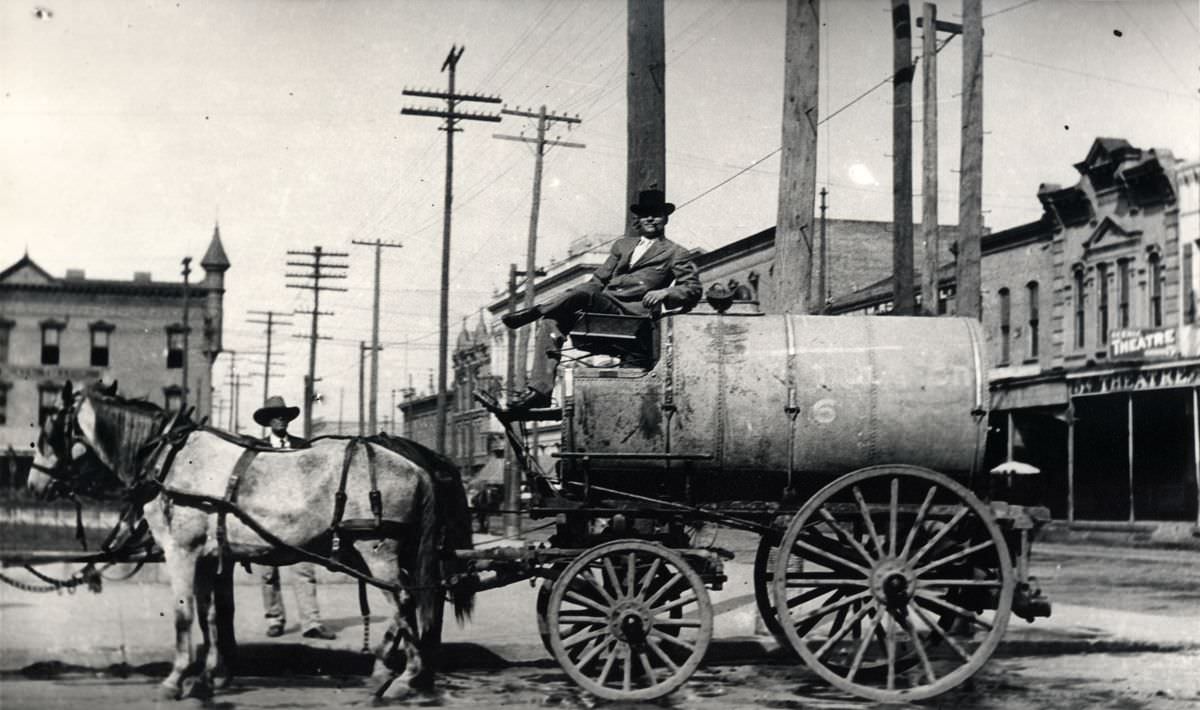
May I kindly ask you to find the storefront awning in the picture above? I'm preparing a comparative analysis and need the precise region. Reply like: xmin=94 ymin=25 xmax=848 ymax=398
xmin=990 ymin=379 xmax=1068 ymax=410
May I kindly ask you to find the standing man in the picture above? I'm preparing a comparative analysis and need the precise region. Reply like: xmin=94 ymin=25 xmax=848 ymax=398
xmin=255 ymin=395 xmax=336 ymax=640
xmin=501 ymin=189 xmax=702 ymax=411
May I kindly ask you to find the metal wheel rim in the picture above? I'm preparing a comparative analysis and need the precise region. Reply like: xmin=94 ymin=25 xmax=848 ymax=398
xmin=546 ymin=539 xmax=713 ymax=701
xmin=753 ymin=531 xmax=795 ymax=654
xmin=772 ymin=465 xmax=1014 ymax=702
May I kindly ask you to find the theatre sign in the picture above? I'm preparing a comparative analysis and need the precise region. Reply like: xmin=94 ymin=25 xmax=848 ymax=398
xmin=1108 ymin=327 xmax=1179 ymax=361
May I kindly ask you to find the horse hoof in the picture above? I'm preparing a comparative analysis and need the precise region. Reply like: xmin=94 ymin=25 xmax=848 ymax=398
xmin=180 ymin=676 xmax=212 ymax=700
xmin=379 ymin=679 xmax=415 ymax=701
xmin=371 ymin=673 xmax=396 ymax=699
xmin=158 ymin=683 xmax=181 ymax=701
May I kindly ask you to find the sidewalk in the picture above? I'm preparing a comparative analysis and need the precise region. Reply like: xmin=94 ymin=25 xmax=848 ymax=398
xmin=2 ymin=537 xmax=1197 ymax=675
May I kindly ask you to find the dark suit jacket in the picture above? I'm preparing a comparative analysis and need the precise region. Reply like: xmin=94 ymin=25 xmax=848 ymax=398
xmin=591 ymin=236 xmax=702 ymax=316
xmin=259 ymin=433 xmax=311 ymax=450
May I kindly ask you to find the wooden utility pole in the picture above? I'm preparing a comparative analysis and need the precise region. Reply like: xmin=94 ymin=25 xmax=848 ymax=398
xmin=818 ymin=187 xmax=828 ymax=310
xmin=246 ymin=309 xmax=292 ymax=430
xmin=286 ymin=246 xmax=348 ymax=439
xmin=916 ymin=4 xmax=962 ymax=316
xmin=352 ymin=239 xmax=402 ymax=435
xmin=502 ymin=262 xmax=543 ymax=538
xmin=358 ymin=341 xmax=367 ymax=436
xmin=495 ymin=105 xmax=584 ymax=392
xmin=773 ymin=0 xmax=820 ymax=313
xmin=627 ymin=0 xmax=667 ymax=219
xmin=180 ymin=257 xmax=192 ymax=405
xmin=402 ymin=46 xmax=502 ymax=454
xmin=921 ymin=3 xmax=939 ymax=315
xmin=226 ymin=351 xmax=239 ymax=431
xmin=892 ymin=0 xmax=916 ymax=316
xmin=956 ymin=0 xmax=984 ymax=319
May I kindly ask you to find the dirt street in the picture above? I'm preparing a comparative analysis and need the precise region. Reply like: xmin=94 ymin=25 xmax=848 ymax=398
xmin=2 ymin=538 xmax=1198 ymax=709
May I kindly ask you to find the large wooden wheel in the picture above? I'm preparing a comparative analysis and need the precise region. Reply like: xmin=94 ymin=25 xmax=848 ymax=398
xmin=545 ymin=539 xmax=713 ymax=701
xmin=773 ymin=465 xmax=1014 ymax=702
xmin=753 ymin=530 xmax=794 ymax=654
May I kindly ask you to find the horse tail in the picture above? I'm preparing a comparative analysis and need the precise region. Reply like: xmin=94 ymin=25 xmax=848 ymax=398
xmin=369 ymin=434 xmax=475 ymax=623
xmin=438 ymin=459 xmax=475 ymax=624
xmin=412 ymin=467 xmax=444 ymax=650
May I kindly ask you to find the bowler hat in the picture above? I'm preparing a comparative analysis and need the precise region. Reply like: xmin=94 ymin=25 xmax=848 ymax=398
xmin=630 ymin=189 xmax=675 ymax=217
xmin=253 ymin=396 xmax=300 ymax=427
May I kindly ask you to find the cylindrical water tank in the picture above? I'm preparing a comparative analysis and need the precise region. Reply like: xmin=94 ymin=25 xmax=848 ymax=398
xmin=564 ymin=312 xmax=988 ymax=501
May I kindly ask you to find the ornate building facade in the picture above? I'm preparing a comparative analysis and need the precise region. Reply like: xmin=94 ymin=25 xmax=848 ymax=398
xmin=0 ymin=226 xmax=229 ymax=487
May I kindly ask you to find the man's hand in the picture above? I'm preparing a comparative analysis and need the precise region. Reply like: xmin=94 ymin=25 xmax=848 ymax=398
xmin=642 ymin=288 xmax=670 ymax=309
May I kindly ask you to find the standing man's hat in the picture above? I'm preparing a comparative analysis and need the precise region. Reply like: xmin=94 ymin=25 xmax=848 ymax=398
xmin=630 ymin=189 xmax=676 ymax=217
xmin=253 ymin=396 xmax=300 ymax=427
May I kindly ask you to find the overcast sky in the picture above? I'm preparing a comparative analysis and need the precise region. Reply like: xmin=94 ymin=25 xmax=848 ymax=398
xmin=2 ymin=0 xmax=1197 ymax=430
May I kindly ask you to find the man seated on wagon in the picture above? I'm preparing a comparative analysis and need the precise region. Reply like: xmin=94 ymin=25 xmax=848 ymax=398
xmin=501 ymin=188 xmax=702 ymax=412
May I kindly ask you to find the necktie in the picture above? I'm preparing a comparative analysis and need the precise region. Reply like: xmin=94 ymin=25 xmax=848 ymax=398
xmin=631 ymin=237 xmax=654 ymax=266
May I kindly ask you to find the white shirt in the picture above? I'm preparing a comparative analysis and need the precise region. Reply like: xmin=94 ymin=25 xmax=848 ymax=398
xmin=630 ymin=237 xmax=656 ymax=267
xmin=268 ymin=433 xmax=290 ymax=449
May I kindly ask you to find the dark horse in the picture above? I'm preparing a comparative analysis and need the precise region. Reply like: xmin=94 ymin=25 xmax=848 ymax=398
xmin=29 ymin=382 xmax=474 ymax=701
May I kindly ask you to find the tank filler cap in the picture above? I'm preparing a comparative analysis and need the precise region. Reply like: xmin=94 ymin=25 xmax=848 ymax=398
xmin=705 ymin=283 xmax=734 ymax=313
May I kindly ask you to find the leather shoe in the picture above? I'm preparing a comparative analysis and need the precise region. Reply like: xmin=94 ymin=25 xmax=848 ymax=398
xmin=502 ymin=306 xmax=542 ymax=329
xmin=265 ymin=625 xmax=285 ymax=638
xmin=302 ymin=625 xmax=337 ymax=640
xmin=507 ymin=388 xmax=552 ymax=411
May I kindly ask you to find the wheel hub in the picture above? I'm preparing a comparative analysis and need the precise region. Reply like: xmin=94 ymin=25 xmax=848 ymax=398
xmin=609 ymin=600 xmax=651 ymax=644
xmin=871 ymin=558 xmax=915 ymax=606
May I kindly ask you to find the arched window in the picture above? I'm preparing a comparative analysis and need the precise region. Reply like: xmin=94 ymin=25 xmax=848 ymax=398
xmin=1026 ymin=281 xmax=1039 ymax=359
xmin=998 ymin=288 xmax=1011 ymax=366
xmin=1148 ymin=251 xmax=1163 ymax=327
xmin=1096 ymin=262 xmax=1110 ymax=345
xmin=1073 ymin=268 xmax=1086 ymax=349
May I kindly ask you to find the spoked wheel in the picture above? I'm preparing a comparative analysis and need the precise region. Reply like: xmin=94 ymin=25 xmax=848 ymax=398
xmin=773 ymin=465 xmax=1014 ymax=702
xmin=546 ymin=539 xmax=713 ymax=701
xmin=753 ymin=529 xmax=795 ymax=654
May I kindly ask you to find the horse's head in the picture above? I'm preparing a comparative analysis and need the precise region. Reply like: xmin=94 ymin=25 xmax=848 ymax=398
xmin=28 ymin=381 xmax=86 ymax=498
xmin=28 ymin=380 xmax=130 ymax=500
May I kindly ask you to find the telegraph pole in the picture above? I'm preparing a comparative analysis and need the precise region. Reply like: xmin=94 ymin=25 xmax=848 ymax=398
xmin=916 ymin=5 xmax=962 ymax=316
xmin=246 ymin=309 xmax=293 ymax=428
xmin=818 ymin=187 xmax=828 ymax=310
xmin=181 ymin=257 xmax=192 ymax=406
xmin=402 ymin=45 xmax=502 ymax=454
xmin=494 ymin=105 xmax=583 ymax=390
xmin=352 ymin=239 xmax=402 ymax=434
xmin=921 ymin=3 xmax=939 ymax=315
xmin=286 ymin=246 xmax=348 ymax=438
xmin=956 ymin=0 xmax=984 ymax=320
xmin=892 ymin=0 xmax=916 ymax=316
xmin=231 ymin=373 xmax=247 ymax=434
xmin=390 ymin=388 xmax=398 ymax=434
xmin=627 ymin=0 xmax=667 ymax=217
xmin=773 ymin=0 xmax=820 ymax=313
xmin=225 ymin=352 xmax=238 ymax=429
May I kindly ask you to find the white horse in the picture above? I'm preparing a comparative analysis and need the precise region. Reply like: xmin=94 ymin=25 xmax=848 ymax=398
xmin=29 ymin=382 xmax=474 ymax=701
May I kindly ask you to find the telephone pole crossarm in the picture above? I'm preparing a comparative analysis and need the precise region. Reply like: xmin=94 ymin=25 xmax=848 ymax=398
xmin=402 ymin=44 xmax=503 ymax=455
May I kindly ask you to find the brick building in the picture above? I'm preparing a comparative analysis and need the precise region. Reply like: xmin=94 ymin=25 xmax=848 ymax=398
xmin=829 ymin=139 xmax=1199 ymax=525
xmin=0 ymin=226 xmax=229 ymax=486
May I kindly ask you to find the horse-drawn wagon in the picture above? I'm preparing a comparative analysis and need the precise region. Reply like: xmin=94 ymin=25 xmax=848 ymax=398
xmin=472 ymin=296 xmax=1052 ymax=702
xmin=22 ymin=295 xmax=1052 ymax=704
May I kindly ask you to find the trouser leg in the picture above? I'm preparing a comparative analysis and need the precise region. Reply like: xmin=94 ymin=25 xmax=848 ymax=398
xmin=288 ymin=561 xmax=322 ymax=631
xmin=529 ymin=289 xmax=626 ymax=396
xmin=528 ymin=320 xmax=565 ymax=396
xmin=260 ymin=565 xmax=285 ymax=629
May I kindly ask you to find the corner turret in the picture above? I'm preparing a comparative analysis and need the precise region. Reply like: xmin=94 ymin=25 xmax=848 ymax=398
xmin=201 ymin=222 xmax=231 ymax=361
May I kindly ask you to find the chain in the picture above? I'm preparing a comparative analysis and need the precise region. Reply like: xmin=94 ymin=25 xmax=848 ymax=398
xmin=0 ymin=563 xmax=103 ymax=594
